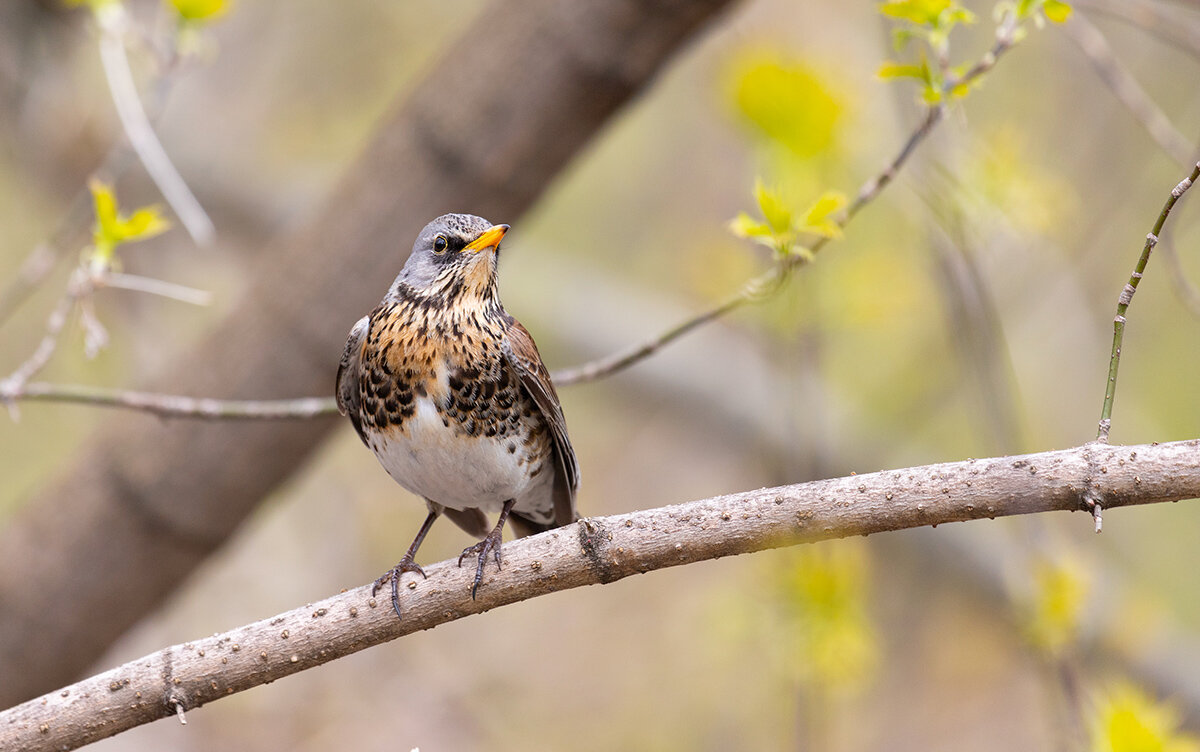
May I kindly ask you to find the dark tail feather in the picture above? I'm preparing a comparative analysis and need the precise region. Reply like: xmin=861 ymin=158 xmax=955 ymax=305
xmin=509 ymin=511 xmax=575 ymax=538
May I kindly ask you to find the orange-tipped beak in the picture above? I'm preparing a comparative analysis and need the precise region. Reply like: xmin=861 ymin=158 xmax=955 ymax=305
xmin=463 ymin=224 xmax=509 ymax=253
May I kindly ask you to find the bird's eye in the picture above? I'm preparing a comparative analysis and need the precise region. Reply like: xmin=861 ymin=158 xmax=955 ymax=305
xmin=433 ymin=235 xmax=448 ymax=254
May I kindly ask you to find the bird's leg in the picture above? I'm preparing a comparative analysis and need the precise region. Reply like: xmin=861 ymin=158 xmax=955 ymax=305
xmin=457 ymin=499 xmax=516 ymax=600
xmin=373 ymin=509 xmax=439 ymax=618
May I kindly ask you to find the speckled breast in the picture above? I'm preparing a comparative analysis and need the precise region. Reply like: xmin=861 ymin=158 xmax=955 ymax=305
xmin=354 ymin=298 xmax=555 ymax=518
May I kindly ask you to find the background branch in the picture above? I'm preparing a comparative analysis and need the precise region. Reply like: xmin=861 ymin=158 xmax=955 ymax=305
xmin=3 ymin=438 xmax=1197 ymax=752
xmin=95 ymin=7 xmax=213 ymax=246
xmin=1062 ymin=12 xmax=1195 ymax=166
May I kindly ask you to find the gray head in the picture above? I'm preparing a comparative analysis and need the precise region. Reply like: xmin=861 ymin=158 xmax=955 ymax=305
xmin=390 ymin=213 xmax=509 ymax=298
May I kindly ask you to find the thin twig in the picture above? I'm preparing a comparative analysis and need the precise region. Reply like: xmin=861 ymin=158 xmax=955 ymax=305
xmin=2 ymin=438 xmax=1198 ymax=752
xmin=2 ymin=382 xmax=337 ymax=420
xmin=555 ymin=11 xmax=1021 ymax=387
xmin=1062 ymin=12 xmax=1195 ymax=166
xmin=101 ymin=271 xmax=213 ymax=306
xmin=0 ymin=271 xmax=91 ymax=413
xmin=1097 ymin=161 xmax=1200 ymax=442
xmin=97 ymin=8 xmax=214 ymax=246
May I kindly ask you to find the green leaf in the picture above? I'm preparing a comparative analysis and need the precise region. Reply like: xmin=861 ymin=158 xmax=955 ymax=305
xmin=729 ymin=55 xmax=842 ymax=158
xmin=1091 ymin=683 xmax=1200 ymax=752
xmin=879 ymin=0 xmax=951 ymax=26
xmin=755 ymin=180 xmax=793 ymax=235
xmin=123 ymin=208 xmax=171 ymax=239
xmin=1023 ymin=555 xmax=1089 ymax=655
xmin=1042 ymin=0 xmax=1072 ymax=23
xmin=728 ymin=212 xmax=771 ymax=240
xmin=168 ymin=0 xmax=228 ymax=22
xmin=799 ymin=191 xmax=848 ymax=239
xmin=880 ymin=0 xmax=974 ymax=28
xmin=877 ymin=61 xmax=927 ymax=81
xmin=89 ymin=179 xmax=171 ymax=264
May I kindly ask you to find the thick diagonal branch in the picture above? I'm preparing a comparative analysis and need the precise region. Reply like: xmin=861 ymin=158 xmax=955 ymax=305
xmin=0 ymin=0 xmax=740 ymax=708
xmin=2 ymin=439 xmax=1197 ymax=751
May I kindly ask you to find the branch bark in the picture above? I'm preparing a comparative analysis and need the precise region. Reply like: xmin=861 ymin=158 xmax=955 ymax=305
xmin=3 ymin=439 xmax=1198 ymax=751
xmin=0 ymin=0 xmax=739 ymax=708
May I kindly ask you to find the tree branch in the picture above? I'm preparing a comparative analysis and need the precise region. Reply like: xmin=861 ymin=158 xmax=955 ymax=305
xmin=1097 ymin=161 xmax=1200 ymax=444
xmin=0 ymin=7 xmax=1024 ymax=412
xmin=2 ymin=438 xmax=1197 ymax=751
xmin=549 ymin=4 xmax=1024 ymax=386
xmin=0 ymin=0 xmax=742 ymax=710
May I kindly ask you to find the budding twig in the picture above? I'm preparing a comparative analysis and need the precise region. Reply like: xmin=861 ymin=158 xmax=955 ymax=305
xmin=96 ymin=7 xmax=214 ymax=246
xmin=1097 ymin=162 xmax=1200 ymax=442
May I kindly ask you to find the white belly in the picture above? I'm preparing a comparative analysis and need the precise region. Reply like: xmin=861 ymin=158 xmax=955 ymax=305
xmin=369 ymin=396 xmax=543 ymax=515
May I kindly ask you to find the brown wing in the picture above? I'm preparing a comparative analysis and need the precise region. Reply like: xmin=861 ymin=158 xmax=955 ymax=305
xmin=335 ymin=315 xmax=370 ymax=445
xmin=502 ymin=318 xmax=579 ymax=527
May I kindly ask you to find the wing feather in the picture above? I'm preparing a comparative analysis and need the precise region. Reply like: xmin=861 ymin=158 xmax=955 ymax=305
xmin=503 ymin=318 xmax=579 ymax=527
xmin=336 ymin=315 xmax=370 ymax=445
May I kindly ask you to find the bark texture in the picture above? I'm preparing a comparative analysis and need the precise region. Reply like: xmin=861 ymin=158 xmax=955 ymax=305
xmin=0 ymin=0 xmax=738 ymax=708
xmin=2 ymin=439 xmax=1198 ymax=751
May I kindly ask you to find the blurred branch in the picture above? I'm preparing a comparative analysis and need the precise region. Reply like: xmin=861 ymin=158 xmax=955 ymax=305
xmin=3 ymin=438 xmax=1198 ymax=751
xmin=1160 ymin=236 xmax=1200 ymax=316
xmin=0 ymin=15 xmax=187 ymax=328
xmin=1061 ymin=12 xmax=1195 ymax=166
xmin=1097 ymin=161 xmax=1200 ymax=445
xmin=555 ymin=9 xmax=1023 ymax=386
xmin=96 ymin=6 xmax=214 ymax=246
xmin=1072 ymin=0 xmax=1200 ymax=59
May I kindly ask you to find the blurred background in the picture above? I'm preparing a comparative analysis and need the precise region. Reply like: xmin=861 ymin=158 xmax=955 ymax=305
xmin=2 ymin=0 xmax=1200 ymax=749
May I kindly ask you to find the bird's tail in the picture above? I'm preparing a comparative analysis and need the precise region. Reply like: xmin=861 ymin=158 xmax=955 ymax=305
xmin=509 ymin=511 xmax=577 ymax=538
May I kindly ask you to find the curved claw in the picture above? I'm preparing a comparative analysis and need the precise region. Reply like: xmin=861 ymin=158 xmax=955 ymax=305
xmin=370 ymin=555 xmax=428 ymax=618
xmin=458 ymin=530 xmax=504 ymax=600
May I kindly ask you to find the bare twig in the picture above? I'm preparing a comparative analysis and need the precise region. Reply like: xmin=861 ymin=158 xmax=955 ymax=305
xmin=1097 ymin=161 xmax=1200 ymax=442
xmin=2 ymin=382 xmax=336 ymax=420
xmin=100 ymin=271 xmax=213 ymax=306
xmin=96 ymin=7 xmax=214 ymax=246
xmin=1062 ymin=12 xmax=1195 ymax=166
xmin=2 ymin=438 xmax=1197 ymax=752
xmin=0 ymin=264 xmax=218 ymax=417
xmin=555 ymin=10 xmax=1021 ymax=386
xmin=0 ymin=271 xmax=91 ymax=411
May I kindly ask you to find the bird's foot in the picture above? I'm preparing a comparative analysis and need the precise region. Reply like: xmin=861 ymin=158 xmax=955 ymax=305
xmin=457 ymin=528 xmax=504 ymax=600
xmin=371 ymin=555 xmax=427 ymax=618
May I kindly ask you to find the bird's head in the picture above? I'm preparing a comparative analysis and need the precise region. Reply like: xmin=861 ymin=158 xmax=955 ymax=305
xmin=391 ymin=213 xmax=509 ymax=303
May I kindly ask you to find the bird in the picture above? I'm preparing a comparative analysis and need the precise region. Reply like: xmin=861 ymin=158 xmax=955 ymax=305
xmin=336 ymin=213 xmax=579 ymax=617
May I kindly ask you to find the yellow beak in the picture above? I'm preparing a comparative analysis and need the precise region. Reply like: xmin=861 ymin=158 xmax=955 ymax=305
xmin=463 ymin=224 xmax=509 ymax=253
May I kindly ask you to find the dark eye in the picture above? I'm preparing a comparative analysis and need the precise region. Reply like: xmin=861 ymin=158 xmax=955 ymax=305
xmin=433 ymin=235 xmax=448 ymax=254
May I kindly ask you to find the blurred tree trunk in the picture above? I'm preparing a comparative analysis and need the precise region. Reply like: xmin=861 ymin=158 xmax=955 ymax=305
xmin=0 ymin=0 xmax=738 ymax=708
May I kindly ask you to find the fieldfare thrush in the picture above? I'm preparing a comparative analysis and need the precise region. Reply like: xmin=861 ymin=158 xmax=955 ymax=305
xmin=336 ymin=213 xmax=579 ymax=616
